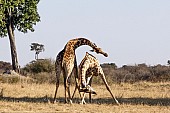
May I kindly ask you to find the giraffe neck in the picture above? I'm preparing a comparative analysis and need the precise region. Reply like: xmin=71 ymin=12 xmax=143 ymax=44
xmin=79 ymin=52 xmax=100 ymax=88
xmin=62 ymin=38 xmax=100 ymax=65
xmin=74 ymin=38 xmax=97 ymax=50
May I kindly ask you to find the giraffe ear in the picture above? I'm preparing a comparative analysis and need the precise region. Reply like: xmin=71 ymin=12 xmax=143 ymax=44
xmin=86 ymin=52 xmax=89 ymax=55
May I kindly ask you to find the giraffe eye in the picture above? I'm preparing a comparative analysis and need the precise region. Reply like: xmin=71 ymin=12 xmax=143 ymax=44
xmin=93 ymin=43 xmax=97 ymax=47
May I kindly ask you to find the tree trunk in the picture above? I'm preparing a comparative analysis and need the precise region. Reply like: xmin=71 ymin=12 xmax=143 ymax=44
xmin=35 ymin=52 xmax=36 ymax=60
xmin=37 ymin=53 xmax=39 ymax=60
xmin=35 ymin=52 xmax=39 ymax=60
xmin=6 ymin=10 xmax=19 ymax=73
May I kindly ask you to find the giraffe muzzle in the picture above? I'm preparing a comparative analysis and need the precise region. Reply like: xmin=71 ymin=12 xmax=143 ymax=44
xmin=103 ymin=53 xmax=108 ymax=57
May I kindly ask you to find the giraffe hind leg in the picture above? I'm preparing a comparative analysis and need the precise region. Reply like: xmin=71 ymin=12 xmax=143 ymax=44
xmin=63 ymin=64 xmax=73 ymax=104
xmin=72 ymin=58 xmax=82 ymax=101
xmin=53 ymin=62 xmax=62 ymax=103
xmin=53 ymin=76 xmax=60 ymax=103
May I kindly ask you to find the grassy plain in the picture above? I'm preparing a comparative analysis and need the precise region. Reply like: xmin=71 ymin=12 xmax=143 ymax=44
xmin=0 ymin=82 xmax=169 ymax=113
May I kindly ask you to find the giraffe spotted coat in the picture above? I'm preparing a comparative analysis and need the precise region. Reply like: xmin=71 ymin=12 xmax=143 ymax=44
xmin=76 ymin=52 xmax=119 ymax=105
xmin=53 ymin=37 xmax=108 ymax=104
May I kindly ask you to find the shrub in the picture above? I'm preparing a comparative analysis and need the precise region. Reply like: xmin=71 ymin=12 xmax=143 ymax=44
xmin=0 ymin=76 xmax=19 ymax=83
xmin=0 ymin=61 xmax=12 ymax=73
xmin=30 ymin=72 xmax=56 ymax=84
xmin=20 ymin=60 xmax=170 ymax=84
xmin=22 ymin=59 xmax=55 ymax=74
xmin=0 ymin=75 xmax=34 ymax=84
xmin=102 ymin=63 xmax=170 ymax=84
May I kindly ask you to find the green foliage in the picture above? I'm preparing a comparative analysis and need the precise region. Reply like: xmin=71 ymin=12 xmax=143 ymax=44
xmin=23 ymin=59 xmax=55 ymax=74
xmin=30 ymin=43 xmax=45 ymax=52
xmin=0 ymin=61 xmax=12 ymax=70
xmin=21 ymin=59 xmax=57 ymax=84
xmin=0 ymin=0 xmax=40 ymax=37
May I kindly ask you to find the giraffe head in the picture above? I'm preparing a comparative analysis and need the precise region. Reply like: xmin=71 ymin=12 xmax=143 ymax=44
xmin=90 ymin=43 xmax=108 ymax=57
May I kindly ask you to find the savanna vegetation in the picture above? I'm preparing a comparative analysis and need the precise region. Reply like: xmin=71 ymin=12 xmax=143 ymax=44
xmin=0 ymin=60 xmax=170 ymax=112
xmin=0 ymin=59 xmax=170 ymax=84
xmin=0 ymin=82 xmax=169 ymax=112
xmin=1 ymin=0 xmax=169 ymax=112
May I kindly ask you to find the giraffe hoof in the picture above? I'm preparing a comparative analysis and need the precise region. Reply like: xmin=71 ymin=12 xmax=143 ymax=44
xmin=86 ymin=90 xmax=97 ymax=95
xmin=79 ymin=86 xmax=97 ymax=94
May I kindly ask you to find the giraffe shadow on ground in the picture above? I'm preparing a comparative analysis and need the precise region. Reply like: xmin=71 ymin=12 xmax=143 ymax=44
xmin=87 ymin=97 xmax=170 ymax=106
xmin=0 ymin=96 xmax=169 ymax=106
xmin=0 ymin=96 xmax=53 ymax=103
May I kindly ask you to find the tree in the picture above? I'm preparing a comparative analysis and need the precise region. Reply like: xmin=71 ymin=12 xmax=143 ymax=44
xmin=30 ymin=43 xmax=44 ymax=60
xmin=0 ymin=0 xmax=40 ymax=72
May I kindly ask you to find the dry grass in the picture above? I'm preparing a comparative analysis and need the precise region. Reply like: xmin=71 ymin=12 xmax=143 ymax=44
xmin=0 ymin=82 xmax=169 ymax=113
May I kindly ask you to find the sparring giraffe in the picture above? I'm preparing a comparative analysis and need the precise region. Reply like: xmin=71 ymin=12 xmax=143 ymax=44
xmin=72 ymin=52 xmax=119 ymax=105
xmin=53 ymin=38 xmax=108 ymax=104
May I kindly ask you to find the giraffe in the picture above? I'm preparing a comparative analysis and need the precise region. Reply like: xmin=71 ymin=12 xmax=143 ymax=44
xmin=72 ymin=52 xmax=119 ymax=105
xmin=53 ymin=38 xmax=108 ymax=104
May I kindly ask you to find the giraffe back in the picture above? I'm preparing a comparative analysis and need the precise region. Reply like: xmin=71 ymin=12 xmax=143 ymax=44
xmin=79 ymin=52 xmax=104 ymax=78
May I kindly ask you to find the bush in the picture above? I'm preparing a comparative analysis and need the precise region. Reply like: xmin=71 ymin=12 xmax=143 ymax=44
xmin=0 ymin=61 xmax=12 ymax=73
xmin=30 ymin=72 xmax=56 ymax=84
xmin=102 ymin=63 xmax=170 ymax=84
xmin=20 ymin=60 xmax=170 ymax=84
xmin=0 ymin=76 xmax=20 ymax=83
xmin=22 ymin=59 xmax=55 ymax=74
xmin=21 ymin=59 xmax=56 ymax=84
xmin=0 ymin=75 xmax=34 ymax=84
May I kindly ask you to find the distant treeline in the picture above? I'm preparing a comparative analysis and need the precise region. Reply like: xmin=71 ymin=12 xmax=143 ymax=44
xmin=101 ymin=63 xmax=170 ymax=84
xmin=0 ymin=60 xmax=170 ymax=84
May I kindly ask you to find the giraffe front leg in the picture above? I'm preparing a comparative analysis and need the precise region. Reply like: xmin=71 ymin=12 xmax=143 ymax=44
xmin=84 ymin=76 xmax=97 ymax=95
xmin=100 ymin=73 xmax=120 ymax=105
xmin=88 ymin=76 xmax=93 ymax=103
xmin=81 ymin=92 xmax=87 ymax=104
xmin=86 ymin=75 xmax=93 ymax=85
xmin=66 ymin=76 xmax=72 ymax=104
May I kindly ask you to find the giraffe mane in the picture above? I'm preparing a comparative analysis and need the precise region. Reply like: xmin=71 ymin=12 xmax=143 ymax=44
xmin=86 ymin=52 xmax=97 ymax=59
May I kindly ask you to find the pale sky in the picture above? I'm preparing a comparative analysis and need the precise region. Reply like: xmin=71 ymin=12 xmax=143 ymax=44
xmin=1 ymin=0 xmax=170 ymax=67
